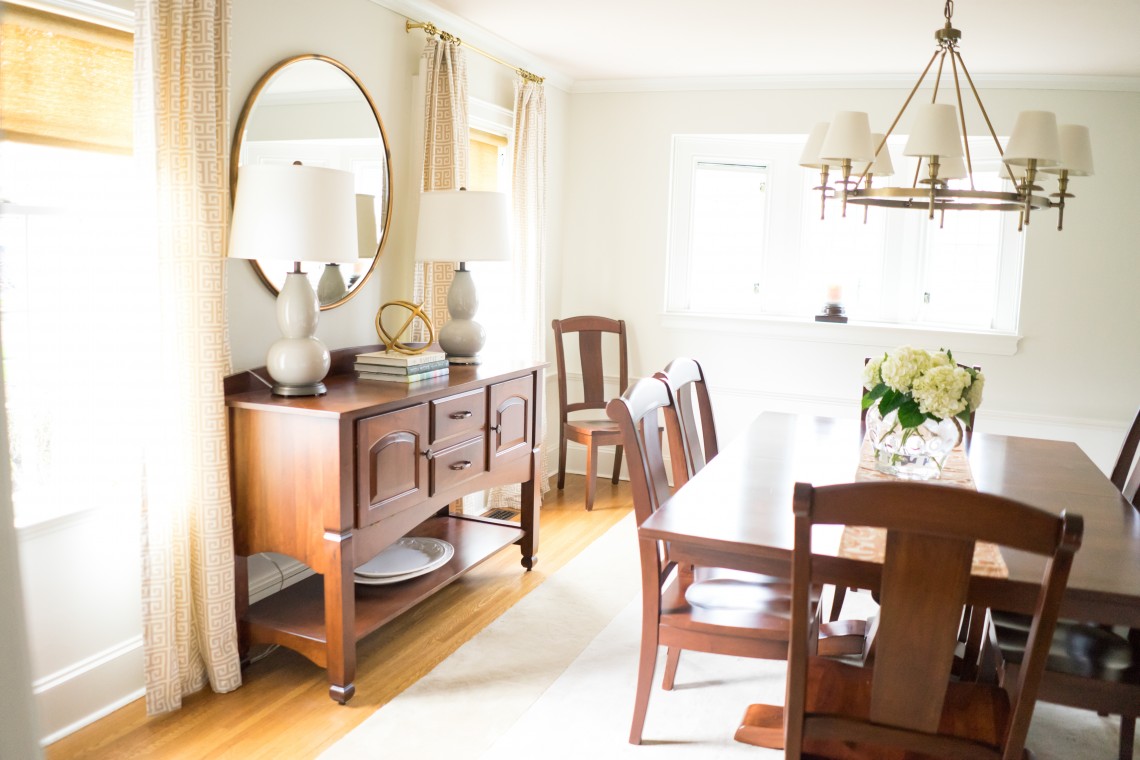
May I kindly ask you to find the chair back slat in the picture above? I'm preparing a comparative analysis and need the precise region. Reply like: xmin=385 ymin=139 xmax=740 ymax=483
xmin=578 ymin=330 xmax=607 ymax=405
xmin=869 ymin=530 xmax=973 ymax=731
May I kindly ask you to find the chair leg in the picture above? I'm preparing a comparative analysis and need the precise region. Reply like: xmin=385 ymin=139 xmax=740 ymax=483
xmin=612 ymin=444 xmax=623 ymax=484
xmin=584 ymin=440 xmax=598 ymax=511
xmin=630 ymin=630 xmax=660 ymax=745
xmin=1120 ymin=715 xmax=1136 ymax=760
xmin=661 ymin=647 xmax=681 ymax=690
xmin=557 ymin=432 xmax=567 ymax=490
xmin=829 ymin=585 xmax=848 ymax=623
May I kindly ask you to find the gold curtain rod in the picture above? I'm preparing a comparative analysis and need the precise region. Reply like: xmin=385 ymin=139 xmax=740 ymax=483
xmin=406 ymin=20 xmax=544 ymax=84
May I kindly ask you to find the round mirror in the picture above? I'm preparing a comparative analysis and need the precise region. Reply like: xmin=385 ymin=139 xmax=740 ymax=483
xmin=231 ymin=54 xmax=392 ymax=309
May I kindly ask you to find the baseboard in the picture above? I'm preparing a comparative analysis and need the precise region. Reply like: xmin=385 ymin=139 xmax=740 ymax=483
xmin=34 ymin=637 xmax=144 ymax=745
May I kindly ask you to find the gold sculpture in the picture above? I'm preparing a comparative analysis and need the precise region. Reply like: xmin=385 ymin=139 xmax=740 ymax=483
xmin=375 ymin=300 xmax=434 ymax=354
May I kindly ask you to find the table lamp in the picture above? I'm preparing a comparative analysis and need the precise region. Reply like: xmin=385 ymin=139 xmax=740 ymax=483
xmin=414 ymin=189 xmax=510 ymax=364
xmin=228 ymin=162 xmax=357 ymax=396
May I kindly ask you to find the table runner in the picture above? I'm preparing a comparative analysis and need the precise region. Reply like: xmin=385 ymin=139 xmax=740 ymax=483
xmin=838 ymin=439 xmax=1009 ymax=578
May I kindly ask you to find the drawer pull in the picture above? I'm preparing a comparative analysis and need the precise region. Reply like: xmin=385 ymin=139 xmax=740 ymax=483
xmin=449 ymin=410 xmax=473 ymax=420
xmin=490 ymin=423 xmax=502 ymax=433
xmin=449 ymin=460 xmax=472 ymax=471
xmin=422 ymin=448 xmax=434 ymax=460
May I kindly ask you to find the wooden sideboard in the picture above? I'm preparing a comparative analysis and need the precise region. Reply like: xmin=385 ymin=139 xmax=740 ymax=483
xmin=224 ymin=346 xmax=543 ymax=703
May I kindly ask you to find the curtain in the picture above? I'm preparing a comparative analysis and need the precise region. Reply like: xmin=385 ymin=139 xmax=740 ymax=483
xmin=134 ymin=0 xmax=240 ymax=715
xmin=486 ymin=76 xmax=550 ymax=508
xmin=412 ymin=37 xmax=469 ymax=341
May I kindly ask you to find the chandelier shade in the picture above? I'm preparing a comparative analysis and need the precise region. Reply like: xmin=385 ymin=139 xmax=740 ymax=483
xmin=805 ymin=0 xmax=1091 ymax=231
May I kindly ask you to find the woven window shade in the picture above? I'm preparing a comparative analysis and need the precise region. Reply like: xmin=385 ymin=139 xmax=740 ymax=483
xmin=0 ymin=5 xmax=132 ymax=153
xmin=469 ymin=128 xmax=507 ymax=191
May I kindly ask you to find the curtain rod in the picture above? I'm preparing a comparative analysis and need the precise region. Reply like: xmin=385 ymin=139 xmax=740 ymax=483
xmin=406 ymin=20 xmax=544 ymax=84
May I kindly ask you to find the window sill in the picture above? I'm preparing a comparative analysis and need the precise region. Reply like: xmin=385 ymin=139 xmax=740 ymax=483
xmin=660 ymin=311 xmax=1021 ymax=356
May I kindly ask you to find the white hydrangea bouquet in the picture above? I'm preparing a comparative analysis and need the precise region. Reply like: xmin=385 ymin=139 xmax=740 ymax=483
xmin=861 ymin=346 xmax=985 ymax=479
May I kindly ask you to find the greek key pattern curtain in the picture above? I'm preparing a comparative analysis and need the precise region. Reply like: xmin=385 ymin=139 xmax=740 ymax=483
xmin=135 ymin=0 xmax=240 ymax=715
xmin=487 ymin=76 xmax=550 ymax=508
xmin=412 ymin=37 xmax=469 ymax=340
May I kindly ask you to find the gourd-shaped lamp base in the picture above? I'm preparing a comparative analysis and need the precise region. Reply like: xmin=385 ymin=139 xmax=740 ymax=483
xmin=266 ymin=269 xmax=330 ymax=395
xmin=438 ymin=265 xmax=486 ymax=364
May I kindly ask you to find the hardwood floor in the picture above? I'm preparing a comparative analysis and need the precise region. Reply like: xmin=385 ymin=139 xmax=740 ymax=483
xmin=46 ymin=475 xmax=633 ymax=759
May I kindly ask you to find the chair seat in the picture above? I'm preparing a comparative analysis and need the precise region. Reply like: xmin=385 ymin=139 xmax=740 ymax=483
xmin=564 ymin=419 xmax=622 ymax=443
xmin=662 ymin=567 xmax=796 ymax=641
xmin=992 ymin=611 xmax=1140 ymax=683
xmin=737 ymin=657 xmax=1012 ymax=759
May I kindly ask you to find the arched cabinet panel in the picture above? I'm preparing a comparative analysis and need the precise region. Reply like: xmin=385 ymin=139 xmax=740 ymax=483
xmin=356 ymin=404 xmax=429 ymax=527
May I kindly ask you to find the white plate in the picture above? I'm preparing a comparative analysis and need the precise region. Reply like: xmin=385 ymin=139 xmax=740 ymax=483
xmin=354 ymin=537 xmax=454 ymax=580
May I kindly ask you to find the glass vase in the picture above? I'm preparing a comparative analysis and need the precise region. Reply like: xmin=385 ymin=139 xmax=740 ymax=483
xmin=864 ymin=404 xmax=962 ymax=480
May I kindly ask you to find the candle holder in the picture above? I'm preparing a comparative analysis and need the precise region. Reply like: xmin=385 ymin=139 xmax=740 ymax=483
xmin=815 ymin=301 xmax=848 ymax=323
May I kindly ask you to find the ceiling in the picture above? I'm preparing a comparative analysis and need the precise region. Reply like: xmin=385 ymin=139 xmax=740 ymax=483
xmin=411 ymin=0 xmax=1140 ymax=88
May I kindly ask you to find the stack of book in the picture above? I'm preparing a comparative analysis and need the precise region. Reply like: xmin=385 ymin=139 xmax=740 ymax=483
xmin=355 ymin=350 xmax=450 ymax=383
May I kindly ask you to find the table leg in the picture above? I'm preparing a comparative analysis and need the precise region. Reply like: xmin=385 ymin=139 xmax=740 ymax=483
xmin=519 ymin=445 xmax=541 ymax=570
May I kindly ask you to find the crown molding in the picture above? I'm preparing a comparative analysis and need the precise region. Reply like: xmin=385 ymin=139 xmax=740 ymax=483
xmin=569 ymin=72 xmax=1140 ymax=95
xmin=366 ymin=0 xmax=574 ymax=92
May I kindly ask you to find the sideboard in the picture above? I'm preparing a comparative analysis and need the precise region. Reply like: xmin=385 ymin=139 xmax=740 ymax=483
xmin=224 ymin=346 xmax=543 ymax=703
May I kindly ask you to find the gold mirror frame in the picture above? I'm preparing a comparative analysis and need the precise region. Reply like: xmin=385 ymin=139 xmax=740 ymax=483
xmin=230 ymin=54 xmax=394 ymax=309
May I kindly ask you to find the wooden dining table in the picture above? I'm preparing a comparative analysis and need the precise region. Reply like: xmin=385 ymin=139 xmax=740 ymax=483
xmin=639 ymin=412 xmax=1140 ymax=628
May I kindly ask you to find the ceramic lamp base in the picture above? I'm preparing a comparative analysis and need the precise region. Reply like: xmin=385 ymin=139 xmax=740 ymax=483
xmin=267 ymin=272 xmax=331 ymax=396
xmin=438 ymin=268 xmax=488 ymax=363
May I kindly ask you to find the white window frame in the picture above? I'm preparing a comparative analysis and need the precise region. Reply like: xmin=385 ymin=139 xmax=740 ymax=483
xmin=664 ymin=134 xmax=1024 ymax=355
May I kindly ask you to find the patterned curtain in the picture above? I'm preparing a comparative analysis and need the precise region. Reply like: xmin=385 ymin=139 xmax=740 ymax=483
xmin=412 ymin=37 xmax=469 ymax=341
xmin=486 ymin=76 xmax=550 ymax=508
xmin=134 ymin=0 xmax=241 ymax=715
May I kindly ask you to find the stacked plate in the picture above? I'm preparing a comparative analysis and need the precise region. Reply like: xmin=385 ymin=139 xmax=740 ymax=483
xmin=354 ymin=536 xmax=455 ymax=585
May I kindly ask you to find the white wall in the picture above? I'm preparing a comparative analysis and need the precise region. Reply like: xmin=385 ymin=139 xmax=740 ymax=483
xmin=555 ymin=85 xmax=1140 ymax=472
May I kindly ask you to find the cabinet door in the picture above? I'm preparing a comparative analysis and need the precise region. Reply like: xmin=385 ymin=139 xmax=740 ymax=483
xmin=356 ymin=404 xmax=429 ymax=528
xmin=488 ymin=375 xmax=533 ymax=470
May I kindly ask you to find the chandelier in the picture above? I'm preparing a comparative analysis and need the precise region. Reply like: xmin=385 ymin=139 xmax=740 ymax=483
xmin=803 ymin=0 xmax=1093 ymax=231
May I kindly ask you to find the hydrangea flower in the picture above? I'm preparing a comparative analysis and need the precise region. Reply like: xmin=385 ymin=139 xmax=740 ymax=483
xmin=861 ymin=346 xmax=983 ymax=428
xmin=912 ymin=365 xmax=971 ymax=420
xmin=880 ymin=346 xmax=932 ymax=392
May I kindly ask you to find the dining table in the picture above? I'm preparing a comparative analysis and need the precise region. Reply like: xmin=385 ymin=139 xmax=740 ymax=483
xmin=639 ymin=412 xmax=1140 ymax=629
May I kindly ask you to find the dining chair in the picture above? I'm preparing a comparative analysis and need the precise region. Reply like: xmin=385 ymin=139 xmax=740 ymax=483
xmin=988 ymin=404 xmax=1140 ymax=760
xmin=551 ymin=316 xmax=628 ymax=510
xmin=653 ymin=357 xmax=718 ymax=488
xmin=736 ymin=480 xmax=1083 ymax=759
xmin=607 ymin=377 xmax=809 ymax=746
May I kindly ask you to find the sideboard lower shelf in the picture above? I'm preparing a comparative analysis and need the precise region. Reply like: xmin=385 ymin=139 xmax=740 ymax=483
xmin=245 ymin=516 xmax=524 ymax=661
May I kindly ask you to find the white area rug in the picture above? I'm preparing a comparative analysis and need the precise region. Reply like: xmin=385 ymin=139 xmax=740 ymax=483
xmin=321 ymin=515 xmax=1129 ymax=759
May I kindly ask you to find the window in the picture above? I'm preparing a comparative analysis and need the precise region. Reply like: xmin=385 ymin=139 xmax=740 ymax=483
xmin=466 ymin=120 xmax=513 ymax=359
xmin=1 ymin=3 xmax=145 ymax=527
xmin=666 ymin=134 xmax=1024 ymax=335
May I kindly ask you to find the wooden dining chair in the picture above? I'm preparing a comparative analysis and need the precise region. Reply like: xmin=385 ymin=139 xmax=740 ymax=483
xmin=737 ymin=480 xmax=1083 ymax=759
xmin=988 ymin=404 xmax=1140 ymax=760
xmin=607 ymin=377 xmax=806 ymax=746
xmin=653 ymin=357 xmax=718 ymax=488
xmin=551 ymin=316 xmax=628 ymax=510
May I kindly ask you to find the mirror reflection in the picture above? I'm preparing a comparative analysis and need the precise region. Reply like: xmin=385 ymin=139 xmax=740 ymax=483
xmin=232 ymin=55 xmax=391 ymax=308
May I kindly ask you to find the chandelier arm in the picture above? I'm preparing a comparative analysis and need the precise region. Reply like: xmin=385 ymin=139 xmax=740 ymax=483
xmin=948 ymin=51 xmax=975 ymax=191
xmin=872 ymin=48 xmax=941 ymax=191
xmin=952 ymin=50 xmax=1005 ymax=160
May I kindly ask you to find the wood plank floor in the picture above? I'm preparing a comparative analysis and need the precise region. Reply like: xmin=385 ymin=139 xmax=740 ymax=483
xmin=46 ymin=475 xmax=633 ymax=759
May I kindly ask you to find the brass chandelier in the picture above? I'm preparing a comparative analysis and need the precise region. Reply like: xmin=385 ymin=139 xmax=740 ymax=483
xmin=803 ymin=0 xmax=1093 ymax=231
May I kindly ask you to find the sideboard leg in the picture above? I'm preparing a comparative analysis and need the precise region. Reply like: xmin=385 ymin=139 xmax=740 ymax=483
xmin=324 ymin=529 xmax=356 ymax=702
xmin=520 ymin=445 xmax=542 ymax=570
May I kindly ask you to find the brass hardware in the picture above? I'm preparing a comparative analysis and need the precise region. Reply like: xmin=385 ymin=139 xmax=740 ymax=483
xmin=449 ymin=410 xmax=473 ymax=420
xmin=449 ymin=461 xmax=472 ymax=471
xmin=406 ymin=18 xmax=544 ymax=84
xmin=490 ymin=423 xmax=502 ymax=434
xmin=422 ymin=448 xmax=434 ymax=460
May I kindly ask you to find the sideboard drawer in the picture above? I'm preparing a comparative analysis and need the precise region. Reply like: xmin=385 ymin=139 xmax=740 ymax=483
xmin=431 ymin=435 xmax=486 ymax=494
xmin=430 ymin=389 xmax=486 ymax=446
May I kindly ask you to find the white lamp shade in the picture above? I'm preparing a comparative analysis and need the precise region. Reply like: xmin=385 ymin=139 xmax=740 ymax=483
xmin=356 ymin=194 xmax=379 ymax=258
xmin=414 ymin=190 xmax=511 ymax=263
xmin=229 ymin=164 xmax=357 ymax=264
xmin=936 ymin=155 xmax=967 ymax=180
xmin=799 ymin=122 xmax=831 ymax=168
xmin=854 ymin=133 xmax=895 ymax=177
xmin=903 ymin=103 xmax=964 ymax=158
xmin=819 ymin=111 xmax=874 ymax=163
xmin=1042 ymin=124 xmax=1094 ymax=176
xmin=1004 ymin=110 xmax=1061 ymax=167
